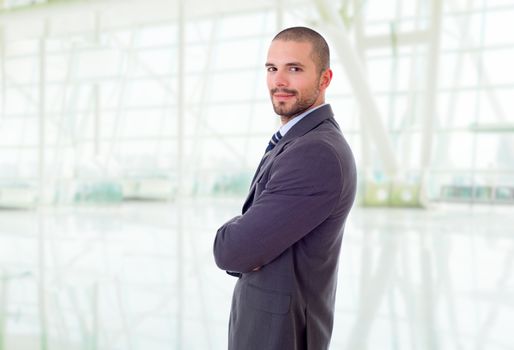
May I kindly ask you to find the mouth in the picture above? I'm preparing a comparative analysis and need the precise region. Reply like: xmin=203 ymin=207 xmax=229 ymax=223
xmin=272 ymin=91 xmax=296 ymax=102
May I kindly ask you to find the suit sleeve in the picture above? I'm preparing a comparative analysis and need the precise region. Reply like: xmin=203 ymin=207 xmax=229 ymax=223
xmin=213 ymin=140 xmax=343 ymax=273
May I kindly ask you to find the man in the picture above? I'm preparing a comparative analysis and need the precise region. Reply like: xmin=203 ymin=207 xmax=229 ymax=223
xmin=213 ymin=26 xmax=357 ymax=350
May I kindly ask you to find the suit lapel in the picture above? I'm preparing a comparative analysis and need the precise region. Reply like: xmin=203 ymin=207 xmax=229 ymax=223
xmin=242 ymin=104 xmax=335 ymax=213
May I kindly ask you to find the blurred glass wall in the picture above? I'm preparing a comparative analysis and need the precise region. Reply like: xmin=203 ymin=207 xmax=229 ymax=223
xmin=0 ymin=0 xmax=513 ymax=208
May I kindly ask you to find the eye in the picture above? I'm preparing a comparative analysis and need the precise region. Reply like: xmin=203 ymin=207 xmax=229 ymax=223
xmin=266 ymin=66 xmax=277 ymax=72
xmin=289 ymin=66 xmax=302 ymax=72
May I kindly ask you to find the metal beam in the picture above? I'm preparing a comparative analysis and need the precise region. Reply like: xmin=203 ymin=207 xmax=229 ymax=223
xmin=93 ymin=12 xmax=101 ymax=157
xmin=176 ymin=2 xmax=185 ymax=198
xmin=176 ymin=1 xmax=185 ymax=349
xmin=276 ymin=0 xmax=283 ymax=31
xmin=0 ymin=25 xmax=4 ymax=119
xmin=362 ymin=30 xmax=430 ymax=49
xmin=314 ymin=0 xmax=399 ymax=176
xmin=37 ymin=215 xmax=48 ymax=350
xmin=37 ymin=23 xmax=50 ymax=350
xmin=419 ymin=0 xmax=443 ymax=202
xmin=352 ymin=0 xmax=371 ymax=178
xmin=469 ymin=123 xmax=514 ymax=133
xmin=38 ymin=20 xmax=49 ymax=205
xmin=0 ymin=270 xmax=6 ymax=350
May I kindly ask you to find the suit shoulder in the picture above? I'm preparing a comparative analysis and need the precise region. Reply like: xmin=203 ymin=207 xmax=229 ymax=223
xmin=297 ymin=126 xmax=352 ymax=160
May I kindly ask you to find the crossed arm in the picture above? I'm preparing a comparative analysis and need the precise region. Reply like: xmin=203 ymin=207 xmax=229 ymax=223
xmin=213 ymin=141 xmax=342 ymax=273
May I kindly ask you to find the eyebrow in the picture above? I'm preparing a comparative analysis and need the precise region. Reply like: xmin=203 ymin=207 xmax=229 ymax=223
xmin=265 ymin=62 xmax=306 ymax=68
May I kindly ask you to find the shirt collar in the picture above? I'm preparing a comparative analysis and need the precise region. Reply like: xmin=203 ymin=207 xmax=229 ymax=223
xmin=278 ymin=103 xmax=327 ymax=136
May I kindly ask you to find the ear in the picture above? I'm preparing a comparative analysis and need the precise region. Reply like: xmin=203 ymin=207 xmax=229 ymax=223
xmin=319 ymin=69 xmax=333 ymax=90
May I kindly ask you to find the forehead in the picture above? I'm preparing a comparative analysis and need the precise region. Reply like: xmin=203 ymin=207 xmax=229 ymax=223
xmin=266 ymin=40 xmax=315 ymax=66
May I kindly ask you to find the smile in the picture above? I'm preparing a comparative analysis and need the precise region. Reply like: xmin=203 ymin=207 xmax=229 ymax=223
xmin=273 ymin=93 xmax=295 ymax=101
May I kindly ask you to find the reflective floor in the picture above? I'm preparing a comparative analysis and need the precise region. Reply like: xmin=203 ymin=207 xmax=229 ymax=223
xmin=0 ymin=198 xmax=513 ymax=350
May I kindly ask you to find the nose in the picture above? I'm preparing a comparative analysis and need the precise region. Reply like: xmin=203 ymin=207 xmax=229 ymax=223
xmin=272 ymin=69 xmax=288 ymax=88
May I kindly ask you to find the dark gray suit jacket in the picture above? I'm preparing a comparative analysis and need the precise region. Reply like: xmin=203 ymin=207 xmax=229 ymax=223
xmin=214 ymin=104 xmax=357 ymax=350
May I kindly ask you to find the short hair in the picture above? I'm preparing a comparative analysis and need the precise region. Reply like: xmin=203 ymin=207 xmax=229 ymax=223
xmin=273 ymin=26 xmax=330 ymax=73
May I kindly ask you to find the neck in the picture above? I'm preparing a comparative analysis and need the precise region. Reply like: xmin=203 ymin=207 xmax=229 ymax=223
xmin=280 ymin=115 xmax=293 ymax=125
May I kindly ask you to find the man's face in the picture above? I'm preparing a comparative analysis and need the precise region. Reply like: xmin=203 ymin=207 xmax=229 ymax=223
xmin=265 ymin=39 xmax=331 ymax=121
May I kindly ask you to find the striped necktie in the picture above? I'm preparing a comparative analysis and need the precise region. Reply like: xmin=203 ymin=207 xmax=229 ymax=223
xmin=264 ymin=130 xmax=282 ymax=156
